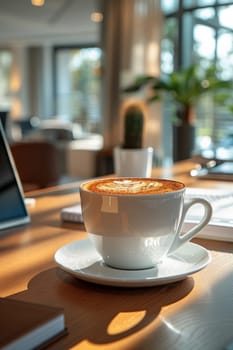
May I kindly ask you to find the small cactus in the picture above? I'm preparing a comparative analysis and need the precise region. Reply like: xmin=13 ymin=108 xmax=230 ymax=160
xmin=122 ymin=103 xmax=144 ymax=149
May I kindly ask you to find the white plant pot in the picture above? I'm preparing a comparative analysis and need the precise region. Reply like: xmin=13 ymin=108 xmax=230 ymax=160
xmin=113 ymin=146 xmax=153 ymax=177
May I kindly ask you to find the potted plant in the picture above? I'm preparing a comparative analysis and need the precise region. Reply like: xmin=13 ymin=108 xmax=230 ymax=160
xmin=123 ymin=64 xmax=231 ymax=161
xmin=122 ymin=102 xmax=144 ymax=149
xmin=114 ymin=100 xmax=153 ymax=177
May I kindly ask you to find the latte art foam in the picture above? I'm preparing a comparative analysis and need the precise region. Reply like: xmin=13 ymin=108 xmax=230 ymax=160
xmin=83 ymin=178 xmax=184 ymax=195
xmin=96 ymin=180 xmax=162 ymax=194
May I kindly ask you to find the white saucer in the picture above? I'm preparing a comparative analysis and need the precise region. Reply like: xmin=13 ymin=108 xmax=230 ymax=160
xmin=54 ymin=239 xmax=211 ymax=288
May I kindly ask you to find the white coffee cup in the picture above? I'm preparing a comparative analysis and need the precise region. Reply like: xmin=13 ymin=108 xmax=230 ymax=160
xmin=113 ymin=146 xmax=153 ymax=177
xmin=80 ymin=177 xmax=212 ymax=270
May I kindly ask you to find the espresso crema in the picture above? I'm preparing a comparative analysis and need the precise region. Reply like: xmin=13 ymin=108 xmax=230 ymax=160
xmin=83 ymin=178 xmax=184 ymax=195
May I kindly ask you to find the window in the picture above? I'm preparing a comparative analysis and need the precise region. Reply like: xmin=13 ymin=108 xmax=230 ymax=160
xmin=161 ymin=18 xmax=177 ymax=73
xmin=0 ymin=50 xmax=12 ymax=110
xmin=161 ymin=0 xmax=233 ymax=160
xmin=54 ymin=46 xmax=102 ymax=133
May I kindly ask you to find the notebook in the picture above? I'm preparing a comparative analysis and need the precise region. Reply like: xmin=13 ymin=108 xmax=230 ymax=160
xmin=61 ymin=187 xmax=233 ymax=242
xmin=0 ymin=298 xmax=66 ymax=350
xmin=183 ymin=187 xmax=233 ymax=242
xmin=0 ymin=122 xmax=30 ymax=232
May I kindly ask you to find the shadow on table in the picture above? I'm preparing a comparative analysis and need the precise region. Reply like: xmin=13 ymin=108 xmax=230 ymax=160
xmin=9 ymin=267 xmax=194 ymax=349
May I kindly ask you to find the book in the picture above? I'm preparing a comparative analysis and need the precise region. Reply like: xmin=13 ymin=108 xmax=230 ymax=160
xmin=61 ymin=204 xmax=83 ymax=223
xmin=183 ymin=187 xmax=233 ymax=242
xmin=0 ymin=298 xmax=67 ymax=350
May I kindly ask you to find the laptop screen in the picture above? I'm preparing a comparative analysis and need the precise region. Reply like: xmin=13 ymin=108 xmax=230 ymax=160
xmin=0 ymin=122 xmax=30 ymax=231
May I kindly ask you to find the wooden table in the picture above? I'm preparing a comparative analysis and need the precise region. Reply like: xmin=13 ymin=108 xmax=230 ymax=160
xmin=1 ymin=161 xmax=233 ymax=350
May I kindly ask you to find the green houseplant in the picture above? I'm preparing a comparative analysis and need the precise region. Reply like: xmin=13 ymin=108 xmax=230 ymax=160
xmin=122 ymin=102 xmax=144 ymax=149
xmin=114 ymin=101 xmax=153 ymax=177
xmin=124 ymin=64 xmax=231 ymax=160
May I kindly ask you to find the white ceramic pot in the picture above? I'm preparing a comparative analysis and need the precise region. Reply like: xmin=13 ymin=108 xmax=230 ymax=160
xmin=113 ymin=146 xmax=153 ymax=177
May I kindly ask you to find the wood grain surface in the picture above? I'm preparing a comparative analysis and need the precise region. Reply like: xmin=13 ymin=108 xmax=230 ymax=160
xmin=1 ymin=161 xmax=233 ymax=350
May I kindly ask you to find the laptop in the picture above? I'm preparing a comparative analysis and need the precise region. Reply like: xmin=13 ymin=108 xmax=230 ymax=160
xmin=0 ymin=122 xmax=30 ymax=232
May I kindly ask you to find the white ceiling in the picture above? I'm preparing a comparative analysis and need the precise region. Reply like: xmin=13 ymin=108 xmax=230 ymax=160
xmin=0 ymin=0 xmax=101 ymax=45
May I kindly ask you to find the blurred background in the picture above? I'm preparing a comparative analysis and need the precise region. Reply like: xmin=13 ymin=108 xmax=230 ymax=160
xmin=0 ymin=0 xmax=233 ymax=186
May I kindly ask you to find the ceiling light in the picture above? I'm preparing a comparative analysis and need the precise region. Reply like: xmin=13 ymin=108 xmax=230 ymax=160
xmin=91 ymin=12 xmax=103 ymax=23
xmin=31 ymin=0 xmax=45 ymax=6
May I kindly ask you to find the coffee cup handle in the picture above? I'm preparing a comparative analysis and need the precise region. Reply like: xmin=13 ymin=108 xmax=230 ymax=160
xmin=168 ymin=198 xmax=212 ymax=254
